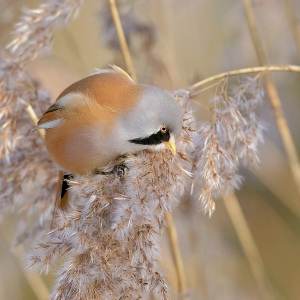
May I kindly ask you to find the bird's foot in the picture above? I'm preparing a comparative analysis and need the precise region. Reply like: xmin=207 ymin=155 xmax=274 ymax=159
xmin=95 ymin=164 xmax=128 ymax=177
xmin=113 ymin=164 xmax=128 ymax=177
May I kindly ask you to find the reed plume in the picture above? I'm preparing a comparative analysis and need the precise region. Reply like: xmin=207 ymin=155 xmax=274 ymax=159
xmin=3 ymin=1 xmax=295 ymax=299
xmin=28 ymin=92 xmax=195 ymax=300
xmin=0 ymin=0 xmax=83 ymax=241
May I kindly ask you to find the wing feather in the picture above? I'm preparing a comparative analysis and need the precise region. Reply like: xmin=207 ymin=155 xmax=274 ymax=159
xmin=37 ymin=92 xmax=86 ymax=129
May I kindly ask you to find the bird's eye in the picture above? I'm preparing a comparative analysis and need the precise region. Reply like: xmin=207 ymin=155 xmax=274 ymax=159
xmin=160 ymin=125 xmax=168 ymax=133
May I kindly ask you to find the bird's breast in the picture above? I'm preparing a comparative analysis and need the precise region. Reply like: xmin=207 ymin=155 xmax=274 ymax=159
xmin=45 ymin=116 xmax=120 ymax=174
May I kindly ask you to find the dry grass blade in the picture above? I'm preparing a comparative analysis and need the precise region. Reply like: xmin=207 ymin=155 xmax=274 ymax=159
xmin=0 ymin=231 xmax=50 ymax=300
xmin=107 ymin=2 xmax=187 ymax=297
xmin=22 ymin=267 xmax=50 ymax=300
xmin=189 ymin=64 xmax=300 ymax=95
xmin=165 ymin=212 xmax=188 ymax=299
xmin=242 ymin=0 xmax=300 ymax=197
xmin=108 ymin=0 xmax=137 ymax=81
xmin=19 ymin=97 xmax=63 ymax=231
xmin=18 ymin=98 xmax=45 ymax=138
xmin=284 ymin=0 xmax=300 ymax=55
xmin=223 ymin=193 xmax=273 ymax=300
xmin=241 ymin=0 xmax=266 ymax=65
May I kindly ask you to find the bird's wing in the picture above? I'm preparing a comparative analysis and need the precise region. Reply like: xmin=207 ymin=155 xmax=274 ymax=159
xmin=37 ymin=70 xmax=140 ymax=130
xmin=37 ymin=91 xmax=87 ymax=129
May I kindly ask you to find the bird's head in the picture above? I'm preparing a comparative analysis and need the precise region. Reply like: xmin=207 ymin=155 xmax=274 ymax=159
xmin=116 ymin=84 xmax=183 ymax=155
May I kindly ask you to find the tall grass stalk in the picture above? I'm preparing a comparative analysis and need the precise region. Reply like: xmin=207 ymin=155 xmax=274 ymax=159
xmin=107 ymin=2 xmax=188 ymax=297
xmin=242 ymin=0 xmax=300 ymax=197
xmin=284 ymin=0 xmax=300 ymax=55
xmin=224 ymin=193 xmax=273 ymax=300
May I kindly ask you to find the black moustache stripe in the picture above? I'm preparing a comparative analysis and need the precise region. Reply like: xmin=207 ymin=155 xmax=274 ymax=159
xmin=129 ymin=130 xmax=170 ymax=145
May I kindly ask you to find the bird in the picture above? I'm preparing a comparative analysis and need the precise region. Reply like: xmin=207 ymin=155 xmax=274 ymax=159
xmin=37 ymin=66 xmax=183 ymax=210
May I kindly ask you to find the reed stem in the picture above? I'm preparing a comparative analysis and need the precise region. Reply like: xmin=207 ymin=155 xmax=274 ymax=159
xmin=108 ymin=0 xmax=137 ymax=82
xmin=284 ymin=0 xmax=300 ymax=55
xmin=224 ymin=193 xmax=273 ymax=300
xmin=242 ymin=0 xmax=300 ymax=197
xmin=165 ymin=212 xmax=188 ymax=299
xmin=107 ymin=1 xmax=187 ymax=297
xmin=189 ymin=64 xmax=300 ymax=95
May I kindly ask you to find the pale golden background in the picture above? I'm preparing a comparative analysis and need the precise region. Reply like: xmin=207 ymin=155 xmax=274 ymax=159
xmin=1 ymin=0 xmax=300 ymax=299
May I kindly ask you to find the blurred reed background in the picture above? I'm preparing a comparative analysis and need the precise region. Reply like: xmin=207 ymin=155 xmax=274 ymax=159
xmin=1 ymin=0 xmax=300 ymax=299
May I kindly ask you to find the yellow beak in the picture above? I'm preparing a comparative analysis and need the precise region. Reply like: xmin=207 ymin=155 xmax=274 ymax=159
xmin=164 ymin=140 xmax=177 ymax=155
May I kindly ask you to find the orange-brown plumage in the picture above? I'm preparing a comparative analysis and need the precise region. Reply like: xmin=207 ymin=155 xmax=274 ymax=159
xmin=38 ymin=67 xmax=183 ymax=212
xmin=38 ymin=71 xmax=144 ymax=174
xmin=58 ymin=71 xmax=142 ymax=113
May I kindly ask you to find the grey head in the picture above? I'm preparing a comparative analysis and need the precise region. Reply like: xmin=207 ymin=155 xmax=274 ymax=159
xmin=115 ymin=84 xmax=183 ymax=153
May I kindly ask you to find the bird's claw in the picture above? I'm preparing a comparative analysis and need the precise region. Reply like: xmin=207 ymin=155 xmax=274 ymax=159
xmin=95 ymin=164 xmax=128 ymax=177
xmin=113 ymin=164 xmax=128 ymax=177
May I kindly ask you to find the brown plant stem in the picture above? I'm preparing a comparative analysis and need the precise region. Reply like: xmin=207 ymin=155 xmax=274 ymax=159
xmin=108 ymin=0 xmax=137 ymax=82
xmin=165 ymin=212 xmax=188 ymax=299
xmin=242 ymin=0 xmax=300 ymax=196
xmin=189 ymin=64 xmax=300 ymax=95
xmin=18 ymin=97 xmax=63 ymax=229
xmin=0 ymin=231 xmax=49 ymax=300
xmin=284 ymin=0 xmax=300 ymax=55
xmin=223 ymin=193 xmax=273 ymax=300
xmin=18 ymin=98 xmax=45 ymax=138
xmin=108 ymin=1 xmax=187 ymax=297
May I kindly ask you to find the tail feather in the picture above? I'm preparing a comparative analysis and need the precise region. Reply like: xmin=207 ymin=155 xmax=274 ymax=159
xmin=51 ymin=171 xmax=71 ymax=228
